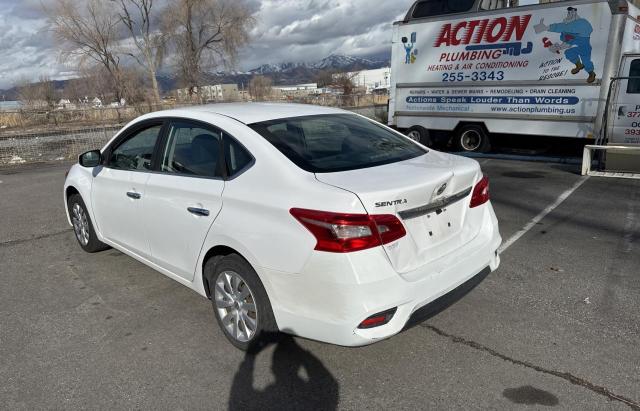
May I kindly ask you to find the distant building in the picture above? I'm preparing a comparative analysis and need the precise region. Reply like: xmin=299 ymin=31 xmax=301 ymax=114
xmin=272 ymin=83 xmax=320 ymax=98
xmin=176 ymin=84 xmax=240 ymax=102
xmin=371 ymin=86 xmax=389 ymax=96
xmin=57 ymin=99 xmax=76 ymax=110
xmin=340 ymin=67 xmax=391 ymax=94
xmin=107 ymin=99 xmax=126 ymax=108
xmin=91 ymin=97 xmax=102 ymax=108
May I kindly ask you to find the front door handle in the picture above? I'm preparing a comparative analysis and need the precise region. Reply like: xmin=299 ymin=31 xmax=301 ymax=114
xmin=187 ymin=207 xmax=210 ymax=217
xmin=126 ymin=191 xmax=141 ymax=200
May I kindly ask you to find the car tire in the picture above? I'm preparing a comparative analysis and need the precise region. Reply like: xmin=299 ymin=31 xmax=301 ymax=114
xmin=67 ymin=194 xmax=109 ymax=253
xmin=405 ymin=126 xmax=433 ymax=147
xmin=454 ymin=125 xmax=491 ymax=153
xmin=206 ymin=253 xmax=278 ymax=351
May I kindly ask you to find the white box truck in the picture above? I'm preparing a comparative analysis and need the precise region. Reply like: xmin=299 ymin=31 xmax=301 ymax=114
xmin=389 ymin=0 xmax=640 ymax=156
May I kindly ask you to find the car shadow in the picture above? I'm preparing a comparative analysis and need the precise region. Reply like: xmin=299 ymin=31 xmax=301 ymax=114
xmin=228 ymin=333 xmax=339 ymax=411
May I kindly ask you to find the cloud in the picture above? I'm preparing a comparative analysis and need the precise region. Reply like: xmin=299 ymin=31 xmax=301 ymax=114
xmin=241 ymin=0 xmax=413 ymax=68
xmin=0 ymin=0 xmax=75 ymax=89
xmin=0 ymin=0 xmax=414 ymax=89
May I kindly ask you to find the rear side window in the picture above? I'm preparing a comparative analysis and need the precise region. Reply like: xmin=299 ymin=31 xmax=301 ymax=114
xmin=109 ymin=125 xmax=162 ymax=171
xmin=249 ymin=114 xmax=426 ymax=173
xmin=224 ymin=136 xmax=253 ymax=177
xmin=412 ymin=0 xmax=475 ymax=18
xmin=160 ymin=121 xmax=222 ymax=178
xmin=627 ymin=59 xmax=640 ymax=94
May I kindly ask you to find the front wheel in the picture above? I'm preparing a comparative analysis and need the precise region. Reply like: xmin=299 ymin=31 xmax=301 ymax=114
xmin=206 ymin=254 xmax=278 ymax=351
xmin=454 ymin=125 xmax=491 ymax=153
xmin=67 ymin=194 xmax=109 ymax=253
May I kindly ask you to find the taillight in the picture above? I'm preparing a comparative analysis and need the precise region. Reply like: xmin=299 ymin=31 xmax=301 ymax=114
xmin=470 ymin=175 xmax=490 ymax=208
xmin=290 ymin=208 xmax=406 ymax=253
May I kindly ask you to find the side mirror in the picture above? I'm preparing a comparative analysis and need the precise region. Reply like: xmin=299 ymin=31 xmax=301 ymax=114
xmin=79 ymin=150 xmax=102 ymax=168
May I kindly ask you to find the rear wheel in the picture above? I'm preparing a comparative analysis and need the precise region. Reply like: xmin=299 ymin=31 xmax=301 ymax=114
xmin=206 ymin=254 xmax=277 ymax=351
xmin=454 ymin=125 xmax=491 ymax=153
xmin=67 ymin=194 xmax=109 ymax=253
xmin=405 ymin=126 xmax=433 ymax=147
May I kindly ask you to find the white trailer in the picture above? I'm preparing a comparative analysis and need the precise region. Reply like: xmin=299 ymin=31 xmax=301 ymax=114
xmin=389 ymin=0 xmax=640 ymax=158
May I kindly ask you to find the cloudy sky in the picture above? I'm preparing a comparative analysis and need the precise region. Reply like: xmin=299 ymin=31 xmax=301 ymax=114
xmin=0 ymin=0 xmax=413 ymax=90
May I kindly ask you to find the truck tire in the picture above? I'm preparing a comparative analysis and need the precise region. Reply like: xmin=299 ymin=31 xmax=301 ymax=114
xmin=454 ymin=125 xmax=491 ymax=153
xmin=405 ymin=126 xmax=433 ymax=147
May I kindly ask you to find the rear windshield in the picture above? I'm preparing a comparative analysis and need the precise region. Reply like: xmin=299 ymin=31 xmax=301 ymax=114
xmin=249 ymin=114 xmax=426 ymax=173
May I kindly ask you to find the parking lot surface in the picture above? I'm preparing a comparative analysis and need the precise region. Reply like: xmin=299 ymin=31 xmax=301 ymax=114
xmin=1 ymin=159 xmax=639 ymax=410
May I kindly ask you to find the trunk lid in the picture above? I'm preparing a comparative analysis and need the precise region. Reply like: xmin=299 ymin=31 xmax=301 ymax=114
xmin=315 ymin=151 xmax=482 ymax=274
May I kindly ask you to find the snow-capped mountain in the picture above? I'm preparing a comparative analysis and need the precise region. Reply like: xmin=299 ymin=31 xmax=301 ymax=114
xmin=248 ymin=54 xmax=389 ymax=75
xmin=312 ymin=54 xmax=383 ymax=70
xmin=4 ymin=53 xmax=392 ymax=97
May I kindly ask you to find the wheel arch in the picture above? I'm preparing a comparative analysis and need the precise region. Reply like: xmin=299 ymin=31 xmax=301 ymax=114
xmin=64 ymin=186 xmax=81 ymax=224
xmin=65 ymin=185 xmax=80 ymax=200
xmin=200 ymin=244 xmax=267 ymax=301
xmin=201 ymin=245 xmax=239 ymax=299
xmin=452 ymin=121 xmax=490 ymax=136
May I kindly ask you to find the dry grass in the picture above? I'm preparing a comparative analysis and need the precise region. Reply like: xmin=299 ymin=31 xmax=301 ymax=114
xmin=0 ymin=103 xmax=175 ymax=131
xmin=0 ymin=96 xmax=389 ymax=132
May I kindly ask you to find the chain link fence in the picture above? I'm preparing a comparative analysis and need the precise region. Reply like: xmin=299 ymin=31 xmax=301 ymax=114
xmin=0 ymin=103 xmax=174 ymax=130
xmin=0 ymin=126 xmax=119 ymax=166
xmin=0 ymin=100 xmax=389 ymax=168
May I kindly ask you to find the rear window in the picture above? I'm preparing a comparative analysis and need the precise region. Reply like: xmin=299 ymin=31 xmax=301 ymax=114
xmin=412 ymin=0 xmax=475 ymax=18
xmin=249 ymin=114 xmax=426 ymax=173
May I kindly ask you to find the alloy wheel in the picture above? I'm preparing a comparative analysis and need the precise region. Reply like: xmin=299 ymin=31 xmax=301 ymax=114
xmin=214 ymin=271 xmax=258 ymax=342
xmin=71 ymin=203 xmax=90 ymax=246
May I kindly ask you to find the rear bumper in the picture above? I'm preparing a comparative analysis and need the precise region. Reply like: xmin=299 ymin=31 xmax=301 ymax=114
xmin=260 ymin=204 xmax=501 ymax=347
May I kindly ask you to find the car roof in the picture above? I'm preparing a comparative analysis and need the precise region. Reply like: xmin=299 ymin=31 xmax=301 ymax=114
xmin=161 ymin=102 xmax=351 ymax=125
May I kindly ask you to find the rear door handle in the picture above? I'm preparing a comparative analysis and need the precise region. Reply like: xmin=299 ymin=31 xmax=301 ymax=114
xmin=187 ymin=207 xmax=210 ymax=217
xmin=126 ymin=191 xmax=141 ymax=199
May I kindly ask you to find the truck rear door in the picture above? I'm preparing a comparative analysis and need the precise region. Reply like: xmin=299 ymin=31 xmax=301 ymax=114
xmin=610 ymin=55 xmax=640 ymax=145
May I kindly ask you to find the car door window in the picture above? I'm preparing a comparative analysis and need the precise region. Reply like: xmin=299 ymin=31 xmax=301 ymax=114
xmin=161 ymin=121 xmax=222 ymax=178
xmin=224 ymin=136 xmax=253 ymax=177
xmin=109 ymin=125 xmax=162 ymax=171
xmin=627 ymin=59 xmax=640 ymax=94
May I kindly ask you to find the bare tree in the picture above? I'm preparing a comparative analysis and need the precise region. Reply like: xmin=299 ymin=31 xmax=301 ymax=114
xmin=63 ymin=75 xmax=92 ymax=105
xmin=76 ymin=66 xmax=116 ymax=104
xmin=249 ymin=75 xmax=272 ymax=101
xmin=15 ymin=76 xmax=58 ymax=109
xmin=333 ymin=71 xmax=360 ymax=107
xmin=166 ymin=0 xmax=254 ymax=94
xmin=334 ymin=72 xmax=359 ymax=96
xmin=15 ymin=78 xmax=45 ymax=108
xmin=39 ymin=76 xmax=59 ymax=110
xmin=120 ymin=67 xmax=151 ymax=106
xmin=46 ymin=0 xmax=127 ymax=102
xmin=114 ymin=0 xmax=166 ymax=103
xmin=315 ymin=69 xmax=335 ymax=88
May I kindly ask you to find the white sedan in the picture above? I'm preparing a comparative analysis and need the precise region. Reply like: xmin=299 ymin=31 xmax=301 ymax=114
xmin=63 ymin=103 xmax=501 ymax=350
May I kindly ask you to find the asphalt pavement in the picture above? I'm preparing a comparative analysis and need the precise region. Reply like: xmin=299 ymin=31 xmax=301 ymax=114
xmin=1 ymin=159 xmax=639 ymax=410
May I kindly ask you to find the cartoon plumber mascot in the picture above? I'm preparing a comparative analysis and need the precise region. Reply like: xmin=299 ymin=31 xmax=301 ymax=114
xmin=535 ymin=7 xmax=596 ymax=83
